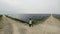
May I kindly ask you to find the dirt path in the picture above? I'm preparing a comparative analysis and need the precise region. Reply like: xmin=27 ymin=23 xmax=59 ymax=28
xmin=1 ymin=15 xmax=60 ymax=34
xmin=3 ymin=15 xmax=28 ymax=34
xmin=43 ymin=15 xmax=60 ymax=26
xmin=0 ymin=15 xmax=13 ymax=34
xmin=19 ymin=15 xmax=59 ymax=34
xmin=23 ymin=15 xmax=60 ymax=34
xmin=3 ymin=16 xmax=21 ymax=34
xmin=32 ymin=15 xmax=60 ymax=34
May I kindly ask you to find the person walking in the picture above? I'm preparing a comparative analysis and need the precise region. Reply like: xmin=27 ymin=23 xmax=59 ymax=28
xmin=29 ymin=18 xmax=33 ymax=27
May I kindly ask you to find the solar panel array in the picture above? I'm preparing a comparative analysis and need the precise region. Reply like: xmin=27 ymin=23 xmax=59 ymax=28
xmin=7 ymin=14 xmax=50 ymax=22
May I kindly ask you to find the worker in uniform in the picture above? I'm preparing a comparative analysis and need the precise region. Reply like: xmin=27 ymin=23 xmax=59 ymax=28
xmin=29 ymin=18 xmax=33 ymax=27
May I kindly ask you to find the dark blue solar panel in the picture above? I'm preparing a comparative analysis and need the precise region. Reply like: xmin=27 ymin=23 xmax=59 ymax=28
xmin=7 ymin=14 xmax=50 ymax=22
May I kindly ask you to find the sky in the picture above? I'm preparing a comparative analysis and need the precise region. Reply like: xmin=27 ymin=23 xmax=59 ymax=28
xmin=0 ymin=0 xmax=60 ymax=14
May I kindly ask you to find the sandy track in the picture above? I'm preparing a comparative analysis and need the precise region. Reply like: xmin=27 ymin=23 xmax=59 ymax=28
xmin=3 ymin=15 xmax=28 ymax=34
xmin=0 ymin=15 xmax=13 ymax=34
xmin=24 ymin=15 xmax=60 ymax=34
xmin=1 ymin=15 xmax=60 ymax=34
xmin=3 ymin=16 xmax=21 ymax=34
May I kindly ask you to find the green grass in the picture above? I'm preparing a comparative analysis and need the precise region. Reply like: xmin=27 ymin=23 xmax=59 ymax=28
xmin=0 ymin=15 xmax=3 ymax=21
xmin=0 ymin=15 xmax=3 ymax=29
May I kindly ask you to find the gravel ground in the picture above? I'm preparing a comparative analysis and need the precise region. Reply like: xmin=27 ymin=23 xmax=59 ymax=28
xmin=0 ymin=16 xmax=13 ymax=34
xmin=0 ymin=15 xmax=60 ymax=34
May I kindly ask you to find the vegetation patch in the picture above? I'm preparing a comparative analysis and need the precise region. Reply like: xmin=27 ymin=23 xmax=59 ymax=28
xmin=0 ymin=15 xmax=3 ymax=29
xmin=0 ymin=15 xmax=3 ymax=21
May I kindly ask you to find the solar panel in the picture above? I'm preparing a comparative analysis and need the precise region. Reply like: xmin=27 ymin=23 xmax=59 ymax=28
xmin=7 ymin=14 xmax=50 ymax=22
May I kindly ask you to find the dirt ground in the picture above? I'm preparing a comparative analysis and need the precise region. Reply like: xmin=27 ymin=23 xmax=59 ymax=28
xmin=0 ymin=15 xmax=60 ymax=34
